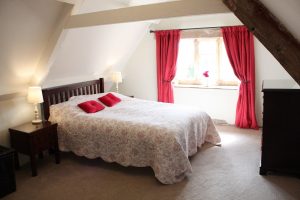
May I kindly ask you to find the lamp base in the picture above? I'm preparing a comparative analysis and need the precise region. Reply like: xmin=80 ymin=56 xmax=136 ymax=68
xmin=32 ymin=119 xmax=42 ymax=124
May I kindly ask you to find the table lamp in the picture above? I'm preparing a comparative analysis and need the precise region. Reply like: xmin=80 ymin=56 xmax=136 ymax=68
xmin=112 ymin=71 xmax=122 ymax=93
xmin=27 ymin=86 xmax=44 ymax=124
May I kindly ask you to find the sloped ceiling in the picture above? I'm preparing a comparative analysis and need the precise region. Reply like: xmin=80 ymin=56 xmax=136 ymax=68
xmin=42 ymin=0 xmax=152 ymax=88
xmin=260 ymin=0 xmax=300 ymax=41
xmin=0 ymin=0 xmax=66 ymax=95
xmin=1 ymin=0 xmax=299 ymax=95
xmin=43 ymin=22 xmax=149 ymax=89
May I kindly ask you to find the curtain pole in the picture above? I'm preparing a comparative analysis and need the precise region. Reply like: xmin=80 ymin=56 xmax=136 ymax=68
xmin=149 ymin=25 xmax=244 ymax=33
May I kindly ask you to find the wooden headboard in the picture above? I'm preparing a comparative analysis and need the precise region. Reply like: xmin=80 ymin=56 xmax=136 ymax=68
xmin=42 ymin=78 xmax=104 ymax=120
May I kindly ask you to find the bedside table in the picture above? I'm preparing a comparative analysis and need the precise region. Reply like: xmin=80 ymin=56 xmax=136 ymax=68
xmin=9 ymin=121 xmax=60 ymax=176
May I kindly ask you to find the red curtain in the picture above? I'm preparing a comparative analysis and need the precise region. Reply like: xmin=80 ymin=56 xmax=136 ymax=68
xmin=155 ymin=30 xmax=181 ymax=103
xmin=221 ymin=26 xmax=258 ymax=129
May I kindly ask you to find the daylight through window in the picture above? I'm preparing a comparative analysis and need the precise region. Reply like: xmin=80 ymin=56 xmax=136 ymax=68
xmin=174 ymin=30 xmax=239 ymax=87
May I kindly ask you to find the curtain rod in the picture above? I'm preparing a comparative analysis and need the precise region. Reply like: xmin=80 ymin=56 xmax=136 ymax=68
xmin=149 ymin=25 xmax=244 ymax=33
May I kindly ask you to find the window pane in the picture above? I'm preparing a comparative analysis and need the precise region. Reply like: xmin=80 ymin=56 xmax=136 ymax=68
xmin=175 ymin=33 xmax=239 ymax=86
xmin=176 ymin=39 xmax=195 ymax=81
xmin=198 ymin=38 xmax=218 ymax=85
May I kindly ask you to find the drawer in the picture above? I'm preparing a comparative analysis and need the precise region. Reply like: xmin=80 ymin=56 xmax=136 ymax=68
xmin=31 ymin=131 xmax=52 ymax=152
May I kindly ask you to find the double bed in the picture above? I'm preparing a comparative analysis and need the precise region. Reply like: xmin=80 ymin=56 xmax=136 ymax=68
xmin=42 ymin=78 xmax=221 ymax=184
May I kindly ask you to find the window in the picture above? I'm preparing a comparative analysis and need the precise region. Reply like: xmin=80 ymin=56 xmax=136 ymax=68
xmin=174 ymin=31 xmax=239 ymax=87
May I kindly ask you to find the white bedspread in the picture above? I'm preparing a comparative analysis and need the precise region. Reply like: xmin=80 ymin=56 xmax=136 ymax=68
xmin=49 ymin=93 xmax=221 ymax=184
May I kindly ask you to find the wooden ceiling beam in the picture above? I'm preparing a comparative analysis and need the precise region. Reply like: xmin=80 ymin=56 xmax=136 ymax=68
xmin=65 ymin=0 xmax=230 ymax=29
xmin=223 ymin=0 xmax=300 ymax=85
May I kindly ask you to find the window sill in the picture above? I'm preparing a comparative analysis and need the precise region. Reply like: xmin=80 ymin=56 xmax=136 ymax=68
xmin=173 ymin=84 xmax=238 ymax=90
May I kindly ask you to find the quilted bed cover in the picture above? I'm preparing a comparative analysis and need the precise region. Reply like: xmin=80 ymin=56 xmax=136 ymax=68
xmin=49 ymin=93 xmax=221 ymax=184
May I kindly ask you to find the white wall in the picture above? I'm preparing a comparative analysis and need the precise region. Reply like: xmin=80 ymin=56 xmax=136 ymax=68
xmin=121 ymin=13 xmax=295 ymax=126
xmin=120 ymin=32 xmax=158 ymax=100
xmin=174 ymin=87 xmax=238 ymax=124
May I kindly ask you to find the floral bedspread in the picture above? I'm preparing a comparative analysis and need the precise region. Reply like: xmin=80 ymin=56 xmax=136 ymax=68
xmin=49 ymin=93 xmax=221 ymax=184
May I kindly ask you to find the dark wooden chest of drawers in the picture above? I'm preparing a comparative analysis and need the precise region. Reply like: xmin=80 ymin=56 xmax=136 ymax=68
xmin=260 ymin=80 xmax=300 ymax=176
xmin=0 ymin=146 xmax=16 ymax=198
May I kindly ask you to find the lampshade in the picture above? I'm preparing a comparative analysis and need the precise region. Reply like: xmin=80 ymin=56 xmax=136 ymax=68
xmin=112 ymin=71 xmax=122 ymax=83
xmin=27 ymin=86 xmax=44 ymax=104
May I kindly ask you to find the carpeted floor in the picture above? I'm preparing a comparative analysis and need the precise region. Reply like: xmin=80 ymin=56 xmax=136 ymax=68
xmin=3 ymin=125 xmax=300 ymax=200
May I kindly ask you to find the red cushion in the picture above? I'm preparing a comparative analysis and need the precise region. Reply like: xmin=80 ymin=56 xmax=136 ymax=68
xmin=98 ymin=93 xmax=121 ymax=107
xmin=107 ymin=93 xmax=121 ymax=103
xmin=78 ymin=100 xmax=105 ymax=113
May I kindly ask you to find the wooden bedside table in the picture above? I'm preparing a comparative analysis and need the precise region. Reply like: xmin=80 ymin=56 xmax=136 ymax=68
xmin=9 ymin=121 xmax=60 ymax=176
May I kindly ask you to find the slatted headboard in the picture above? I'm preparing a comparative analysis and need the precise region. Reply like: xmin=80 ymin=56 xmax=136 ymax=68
xmin=42 ymin=78 xmax=104 ymax=120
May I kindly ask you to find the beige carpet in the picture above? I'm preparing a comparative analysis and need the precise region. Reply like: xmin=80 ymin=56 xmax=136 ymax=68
xmin=3 ymin=125 xmax=300 ymax=200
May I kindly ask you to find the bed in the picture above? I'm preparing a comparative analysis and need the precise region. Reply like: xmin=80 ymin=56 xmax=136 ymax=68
xmin=42 ymin=78 xmax=221 ymax=184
